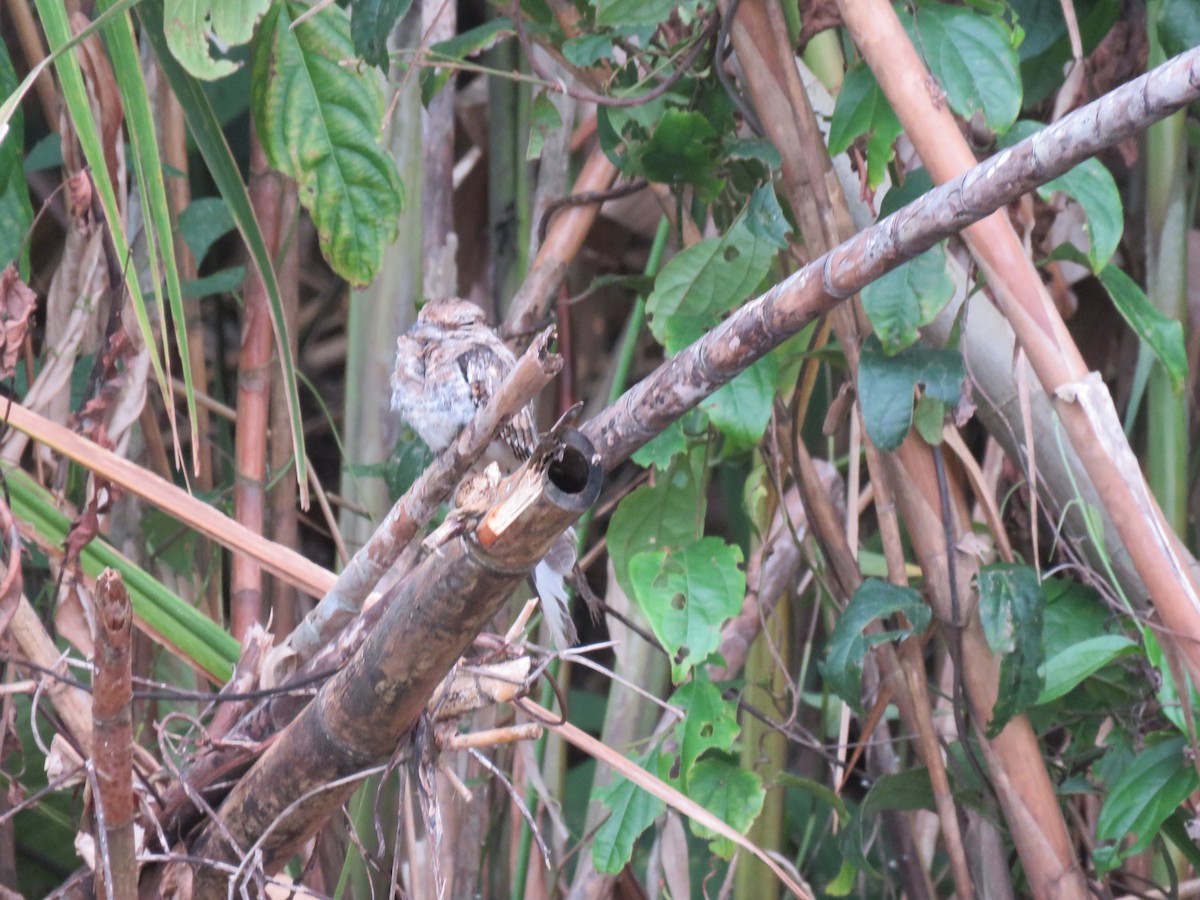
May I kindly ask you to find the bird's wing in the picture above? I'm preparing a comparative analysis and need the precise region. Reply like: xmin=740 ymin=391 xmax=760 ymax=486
xmin=454 ymin=343 xmax=538 ymax=461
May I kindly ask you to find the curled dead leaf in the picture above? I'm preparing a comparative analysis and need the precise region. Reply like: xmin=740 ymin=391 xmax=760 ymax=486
xmin=0 ymin=265 xmax=35 ymax=381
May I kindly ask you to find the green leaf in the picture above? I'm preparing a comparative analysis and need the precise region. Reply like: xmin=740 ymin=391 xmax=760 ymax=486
xmin=1143 ymin=630 xmax=1200 ymax=736
xmin=861 ymin=244 xmax=954 ymax=353
xmin=593 ymin=751 xmax=666 ymax=874
xmin=862 ymin=767 xmax=936 ymax=815
xmin=839 ymin=767 xmax=936 ymax=879
xmin=631 ymin=418 xmax=688 ymax=469
xmin=820 ymin=579 xmax=931 ymax=709
xmin=1002 ymin=120 xmax=1123 ymax=271
xmin=912 ymin=395 xmax=945 ymax=444
xmin=1011 ymin=0 xmax=1119 ymax=106
xmin=775 ymin=772 xmax=849 ymax=824
xmin=178 ymin=196 xmax=236 ymax=266
xmin=903 ymin=3 xmax=1021 ymax=133
xmin=825 ymin=860 xmax=858 ymax=896
xmin=23 ymin=132 xmax=64 ymax=173
xmin=99 ymin=0 xmax=206 ymax=476
xmin=629 ymin=537 xmax=745 ymax=682
xmin=671 ymin=671 xmax=741 ymax=777
xmin=1097 ymin=265 xmax=1187 ymax=394
xmin=608 ymin=450 xmax=705 ymax=598
xmin=634 ymin=108 xmax=723 ymax=201
xmin=687 ymin=755 xmax=765 ymax=858
xmin=647 ymin=185 xmax=786 ymax=354
xmin=740 ymin=177 xmax=791 ymax=246
xmin=0 ymin=42 xmax=31 ymax=272
xmin=527 ymin=91 xmax=563 ymax=161
xmin=596 ymin=0 xmax=674 ymax=28
xmin=702 ymin=354 xmax=776 ymax=450
xmin=252 ymin=1 xmax=404 ymax=286
xmin=164 ymin=0 xmax=270 ymax=79
xmin=419 ymin=19 xmax=514 ymax=105
xmin=1162 ymin=808 xmax=1200 ymax=874
xmin=562 ymin=33 xmax=615 ymax=67
xmin=1040 ymin=576 xmax=1111 ymax=656
xmin=977 ymin=564 xmax=1045 ymax=735
xmin=1157 ymin=0 xmax=1200 ymax=57
xmin=828 ymin=64 xmax=903 ymax=188
xmin=351 ymin=0 xmax=414 ymax=69
xmin=857 ymin=338 xmax=965 ymax=451
xmin=182 ymin=265 xmax=246 ymax=298
xmin=1094 ymin=736 xmax=1200 ymax=874
xmin=1038 ymin=635 xmax=1138 ymax=704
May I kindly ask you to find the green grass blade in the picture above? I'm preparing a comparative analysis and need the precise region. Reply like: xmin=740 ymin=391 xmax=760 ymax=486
xmin=138 ymin=0 xmax=309 ymax=502
xmin=33 ymin=0 xmax=178 ymax=446
xmin=94 ymin=0 xmax=202 ymax=472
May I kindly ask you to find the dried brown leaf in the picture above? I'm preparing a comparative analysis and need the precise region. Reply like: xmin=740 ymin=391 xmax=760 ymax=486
xmin=0 ymin=265 xmax=35 ymax=382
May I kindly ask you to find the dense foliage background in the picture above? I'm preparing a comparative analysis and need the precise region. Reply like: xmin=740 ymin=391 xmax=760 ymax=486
xmin=1 ymin=0 xmax=1199 ymax=896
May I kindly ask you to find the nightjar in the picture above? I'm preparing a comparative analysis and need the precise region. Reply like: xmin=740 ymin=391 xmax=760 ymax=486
xmin=391 ymin=298 xmax=580 ymax=647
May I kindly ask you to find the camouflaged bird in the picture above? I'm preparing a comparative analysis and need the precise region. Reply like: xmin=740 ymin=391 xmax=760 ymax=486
xmin=390 ymin=298 xmax=580 ymax=647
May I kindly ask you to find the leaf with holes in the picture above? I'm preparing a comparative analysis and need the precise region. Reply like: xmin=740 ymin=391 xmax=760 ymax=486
xmin=629 ymin=537 xmax=745 ymax=683
xmin=252 ymin=1 xmax=403 ymax=285
xmin=608 ymin=447 xmax=706 ymax=599
xmin=671 ymin=670 xmax=740 ymax=777
xmin=647 ymin=184 xmax=787 ymax=354
xmin=164 ymin=0 xmax=270 ymax=79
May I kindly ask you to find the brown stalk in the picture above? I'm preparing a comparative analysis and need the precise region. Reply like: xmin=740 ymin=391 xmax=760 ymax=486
xmin=503 ymin=146 xmax=619 ymax=339
xmin=158 ymin=70 xmax=209 ymax=488
xmin=268 ymin=187 xmax=301 ymax=635
xmin=91 ymin=569 xmax=135 ymax=900
xmin=158 ymin=65 xmax=222 ymax=625
xmin=184 ymin=430 xmax=602 ymax=893
xmin=232 ymin=127 xmax=288 ymax=639
xmin=837 ymin=1 xmax=1200 ymax=693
